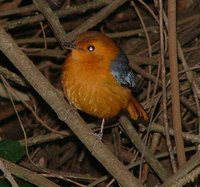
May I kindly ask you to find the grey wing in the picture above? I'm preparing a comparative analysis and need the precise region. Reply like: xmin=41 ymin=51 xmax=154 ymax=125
xmin=110 ymin=51 xmax=136 ymax=88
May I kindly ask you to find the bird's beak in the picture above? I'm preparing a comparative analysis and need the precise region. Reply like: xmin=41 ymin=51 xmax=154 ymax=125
xmin=63 ymin=41 xmax=77 ymax=50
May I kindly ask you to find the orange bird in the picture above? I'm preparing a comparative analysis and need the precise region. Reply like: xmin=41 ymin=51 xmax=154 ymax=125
xmin=61 ymin=31 xmax=149 ymax=132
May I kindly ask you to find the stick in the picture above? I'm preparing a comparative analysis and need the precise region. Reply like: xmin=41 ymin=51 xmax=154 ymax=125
xmin=168 ymin=0 xmax=186 ymax=166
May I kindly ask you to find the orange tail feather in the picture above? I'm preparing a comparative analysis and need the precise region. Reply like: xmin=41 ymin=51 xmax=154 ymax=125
xmin=127 ymin=96 xmax=149 ymax=121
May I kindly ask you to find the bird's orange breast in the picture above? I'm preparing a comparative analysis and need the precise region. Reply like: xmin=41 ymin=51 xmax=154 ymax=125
xmin=61 ymin=56 xmax=131 ymax=119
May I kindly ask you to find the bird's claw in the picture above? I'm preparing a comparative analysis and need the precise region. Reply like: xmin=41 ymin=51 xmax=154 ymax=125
xmin=93 ymin=132 xmax=103 ymax=141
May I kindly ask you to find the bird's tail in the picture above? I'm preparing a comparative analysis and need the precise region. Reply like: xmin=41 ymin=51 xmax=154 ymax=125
xmin=127 ymin=96 xmax=149 ymax=121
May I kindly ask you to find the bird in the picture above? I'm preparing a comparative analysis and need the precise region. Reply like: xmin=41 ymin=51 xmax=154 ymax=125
xmin=61 ymin=31 xmax=149 ymax=136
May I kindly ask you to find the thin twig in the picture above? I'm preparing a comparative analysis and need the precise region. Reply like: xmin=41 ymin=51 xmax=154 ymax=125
xmin=119 ymin=115 xmax=170 ymax=182
xmin=161 ymin=151 xmax=200 ymax=187
xmin=171 ymin=166 xmax=200 ymax=187
xmin=0 ymin=65 xmax=27 ymax=87
xmin=65 ymin=0 xmax=129 ymax=41
xmin=131 ymin=0 xmax=153 ymax=180
xmin=158 ymin=0 xmax=177 ymax=172
xmin=0 ymin=158 xmax=60 ymax=187
xmin=2 ymin=0 xmax=112 ymax=30
xmin=0 ymin=159 xmax=19 ymax=187
xmin=89 ymin=146 xmax=196 ymax=186
xmin=168 ymin=0 xmax=186 ymax=166
xmin=150 ymin=123 xmax=200 ymax=143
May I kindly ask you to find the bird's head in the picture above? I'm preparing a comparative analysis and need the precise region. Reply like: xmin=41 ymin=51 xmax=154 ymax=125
xmin=64 ymin=31 xmax=120 ymax=68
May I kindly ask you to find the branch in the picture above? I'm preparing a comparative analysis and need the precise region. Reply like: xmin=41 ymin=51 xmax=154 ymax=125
xmin=161 ymin=151 xmax=200 ymax=187
xmin=0 ymin=65 xmax=27 ymax=87
xmin=0 ymin=159 xmax=19 ymax=187
xmin=64 ymin=0 xmax=129 ymax=41
xmin=2 ymin=0 xmax=111 ymax=30
xmin=0 ymin=158 xmax=59 ymax=187
xmin=33 ymin=0 xmax=67 ymax=47
xmin=119 ymin=115 xmax=170 ymax=182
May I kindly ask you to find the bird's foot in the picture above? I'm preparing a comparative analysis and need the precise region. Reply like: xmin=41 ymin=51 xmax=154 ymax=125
xmin=93 ymin=131 xmax=103 ymax=141
xmin=90 ymin=119 xmax=105 ymax=149
xmin=90 ymin=131 xmax=103 ymax=150
xmin=89 ymin=131 xmax=103 ymax=141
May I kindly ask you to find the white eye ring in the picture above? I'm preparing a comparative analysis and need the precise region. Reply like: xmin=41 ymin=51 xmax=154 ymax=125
xmin=87 ymin=45 xmax=95 ymax=51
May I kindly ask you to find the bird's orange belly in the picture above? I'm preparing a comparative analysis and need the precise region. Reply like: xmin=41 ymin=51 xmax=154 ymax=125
xmin=63 ymin=80 xmax=131 ymax=119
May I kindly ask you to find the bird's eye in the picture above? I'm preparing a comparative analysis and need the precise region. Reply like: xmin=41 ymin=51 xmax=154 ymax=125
xmin=87 ymin=45 xmax=95 ymax=52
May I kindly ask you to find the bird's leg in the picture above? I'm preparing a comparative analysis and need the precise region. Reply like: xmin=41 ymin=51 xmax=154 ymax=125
xmin=99 ymin=118 xmax=105 ymax=140
xmin=93 ymin=118 xmax=105 ymax=141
